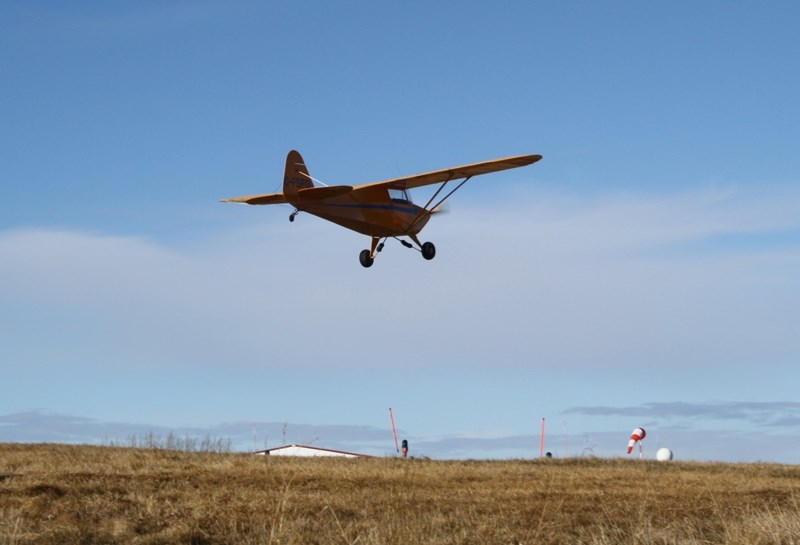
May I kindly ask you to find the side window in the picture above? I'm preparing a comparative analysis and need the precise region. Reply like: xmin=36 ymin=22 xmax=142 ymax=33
xmin=389 ymin=189 xmax=411 ymax=203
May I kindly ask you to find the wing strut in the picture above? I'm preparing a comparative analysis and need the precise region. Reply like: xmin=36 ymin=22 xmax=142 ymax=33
xmin=419 ymin=173 xmax=454 ymax=212
xmin=427 ymin=175 xmax=472 ymax=212
xmin=407 ymin=175 xmax=473 ymax=233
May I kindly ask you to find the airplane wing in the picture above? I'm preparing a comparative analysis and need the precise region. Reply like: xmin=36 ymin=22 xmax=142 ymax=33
xmin=219 ymin=193 xmax=288 ymax=205
xmin=220 ymin=154 xmax=541 ymax=204
xmin=354 ymin=154 xmax=542 ymax=191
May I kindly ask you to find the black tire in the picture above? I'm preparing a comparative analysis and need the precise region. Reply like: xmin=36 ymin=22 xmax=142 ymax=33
xmin=359 ymin=249 xmax=374 ymax=268
xmin=421 ymin=242 xmax=436 ymax=260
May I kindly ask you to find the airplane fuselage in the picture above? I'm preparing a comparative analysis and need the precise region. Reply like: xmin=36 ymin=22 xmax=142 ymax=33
xmin=287 ymin=187 xmax=431 ymax=238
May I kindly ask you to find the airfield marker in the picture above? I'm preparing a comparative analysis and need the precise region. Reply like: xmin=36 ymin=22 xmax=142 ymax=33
xmin=539 ymin=418 xmax=545 ymax=459
xmin=626 ymin=427 xmax=646 ymax=458
xmin=389 ymin=408 xmax=400 ymax=454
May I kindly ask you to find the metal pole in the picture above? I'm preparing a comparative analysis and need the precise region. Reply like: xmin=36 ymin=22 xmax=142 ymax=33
xmin=389 ymin=408 xmax=400 ymax=454
xmin=539 ymin=418 xmax=545 ymax=459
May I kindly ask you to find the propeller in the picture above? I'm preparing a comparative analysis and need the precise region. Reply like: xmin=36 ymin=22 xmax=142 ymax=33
xmin=430 ymin=202 xmax=451 ymax=215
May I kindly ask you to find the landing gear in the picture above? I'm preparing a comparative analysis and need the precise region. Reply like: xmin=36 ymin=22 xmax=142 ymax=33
xmin=359 ymin=237 xmax=381 ymax=268
xmin=358 ymin=236 xmax=435 ymax=267
xmin=410 ymin=234 xmax=436 ymax=261
xmin=289 ymin=209 xmax=300 ymax=222
xmin=359 ymin=250 xmax=374 ymax=268
xmin=421 ymin=241 xmax=436 ymax=260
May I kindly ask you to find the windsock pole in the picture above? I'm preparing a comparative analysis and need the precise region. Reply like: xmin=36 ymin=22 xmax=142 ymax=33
xmin=539 ymin=418 xmax=545 ymax=459
xmin=389 ymin=408 xmax=400 ymax=454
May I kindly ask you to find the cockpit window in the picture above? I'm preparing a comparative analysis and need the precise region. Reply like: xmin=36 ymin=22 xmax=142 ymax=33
xmin=389 ymin=188 xmax=412 ymax=203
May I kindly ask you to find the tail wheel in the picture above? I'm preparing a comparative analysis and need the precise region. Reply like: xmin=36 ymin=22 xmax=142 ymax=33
xmin=421 ymin=242 xmax=436 ymax=260
xmin=359 ymin=249 xmax=374 ymax=268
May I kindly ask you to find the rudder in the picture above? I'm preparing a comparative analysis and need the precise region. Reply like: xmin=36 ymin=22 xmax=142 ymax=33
xmin=283 ymin=150 xmax=313 ymax=197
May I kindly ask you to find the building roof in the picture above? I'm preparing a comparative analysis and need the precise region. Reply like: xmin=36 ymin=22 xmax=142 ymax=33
xmin=253 ymin=444 xmax=369 ymax=458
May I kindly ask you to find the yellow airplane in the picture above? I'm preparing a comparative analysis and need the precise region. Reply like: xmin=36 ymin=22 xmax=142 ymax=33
xmin=221 ymin=150 xmax=542 ymax=267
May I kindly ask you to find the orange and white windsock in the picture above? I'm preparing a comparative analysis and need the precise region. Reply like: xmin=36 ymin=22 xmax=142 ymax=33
xmin=626 ymin=427 xmax=646 ymax=454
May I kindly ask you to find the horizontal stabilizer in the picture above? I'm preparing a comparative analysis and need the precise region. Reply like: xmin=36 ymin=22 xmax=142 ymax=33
xmin=219 ymin=193 xmax=288 ymax=205
xmin=297 ymin=185 xmax=354 ymax=200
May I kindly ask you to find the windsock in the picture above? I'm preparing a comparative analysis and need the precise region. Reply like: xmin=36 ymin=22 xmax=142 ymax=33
xmin=626 ymin=427 xmax=646 ymax=454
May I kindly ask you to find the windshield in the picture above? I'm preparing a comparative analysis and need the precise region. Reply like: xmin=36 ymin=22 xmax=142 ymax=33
xmin=389 ymin=188 xmax=412 ymax=203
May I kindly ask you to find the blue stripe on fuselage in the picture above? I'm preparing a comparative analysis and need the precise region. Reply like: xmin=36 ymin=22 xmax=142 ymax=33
xmin=316 ymin=203 xmax=420 ymax=215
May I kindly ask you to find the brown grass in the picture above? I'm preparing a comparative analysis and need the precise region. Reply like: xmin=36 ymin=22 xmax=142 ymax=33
xmin=1 ymin=443 xmax=799 ymax=544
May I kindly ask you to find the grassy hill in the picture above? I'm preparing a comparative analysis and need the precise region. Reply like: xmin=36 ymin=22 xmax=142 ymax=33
xmin=1 ymin=443 xmax=798 ymax=544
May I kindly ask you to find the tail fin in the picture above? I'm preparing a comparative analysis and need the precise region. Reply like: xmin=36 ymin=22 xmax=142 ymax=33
xmin=282 ymin=150 xmax=313 ymax=197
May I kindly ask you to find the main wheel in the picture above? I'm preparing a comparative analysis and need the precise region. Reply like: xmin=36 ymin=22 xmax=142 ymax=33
xmin=421 ymin=241 xmax=436 ymax=260
xmin=359 ymin=249 xmax=374 ymax=268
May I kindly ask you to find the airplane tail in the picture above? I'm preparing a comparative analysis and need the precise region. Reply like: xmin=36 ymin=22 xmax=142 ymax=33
xmin=282 ymin=150 xmax=313 ymax=197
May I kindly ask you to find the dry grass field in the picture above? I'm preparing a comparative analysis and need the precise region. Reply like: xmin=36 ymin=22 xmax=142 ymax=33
xmin=1 ymin=443 xmax=799 ymax=544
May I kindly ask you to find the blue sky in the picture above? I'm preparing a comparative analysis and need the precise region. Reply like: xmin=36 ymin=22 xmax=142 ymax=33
xmin=2 ymin=1 xmax=799 ymax=462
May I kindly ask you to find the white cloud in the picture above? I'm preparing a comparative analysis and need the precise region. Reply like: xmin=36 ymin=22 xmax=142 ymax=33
xmin=1 ymin=184 xmax=798 ymax=374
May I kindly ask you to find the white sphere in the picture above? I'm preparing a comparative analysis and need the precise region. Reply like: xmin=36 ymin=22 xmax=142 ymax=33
xmin=656 ymin=447 xmax=673 ymax=461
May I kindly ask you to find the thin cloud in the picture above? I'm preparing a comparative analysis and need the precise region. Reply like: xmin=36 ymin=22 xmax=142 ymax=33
xmin=0 ymin=410 xmax=391 ymax=453
xmin=563 ymin=401 xmax=800 ymax=427
xmin=3 ymin=410 xmax=799 ymax=463
xmin=1 ymin=184 xmax=798 ymax=374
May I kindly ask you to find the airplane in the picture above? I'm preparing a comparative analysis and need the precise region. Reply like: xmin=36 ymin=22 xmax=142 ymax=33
xmin=221 ymin=150 xmax=542 ymax=267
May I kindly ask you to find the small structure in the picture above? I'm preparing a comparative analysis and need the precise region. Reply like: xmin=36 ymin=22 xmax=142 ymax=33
xmin=254 ymin=444 xmax=368 ymax=458
xmin=656 ymin=447 xmax=674 ymax=461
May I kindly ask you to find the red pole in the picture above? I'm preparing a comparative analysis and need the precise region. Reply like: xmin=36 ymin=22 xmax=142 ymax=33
xmin=389 ymin=408 xmax=400 ymax=454
xmin=539 ymin=418 xmax=545 ymax=459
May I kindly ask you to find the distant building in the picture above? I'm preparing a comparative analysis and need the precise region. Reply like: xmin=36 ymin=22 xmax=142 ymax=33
xmin=254 ymin=444 xmax=368 ymax=458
